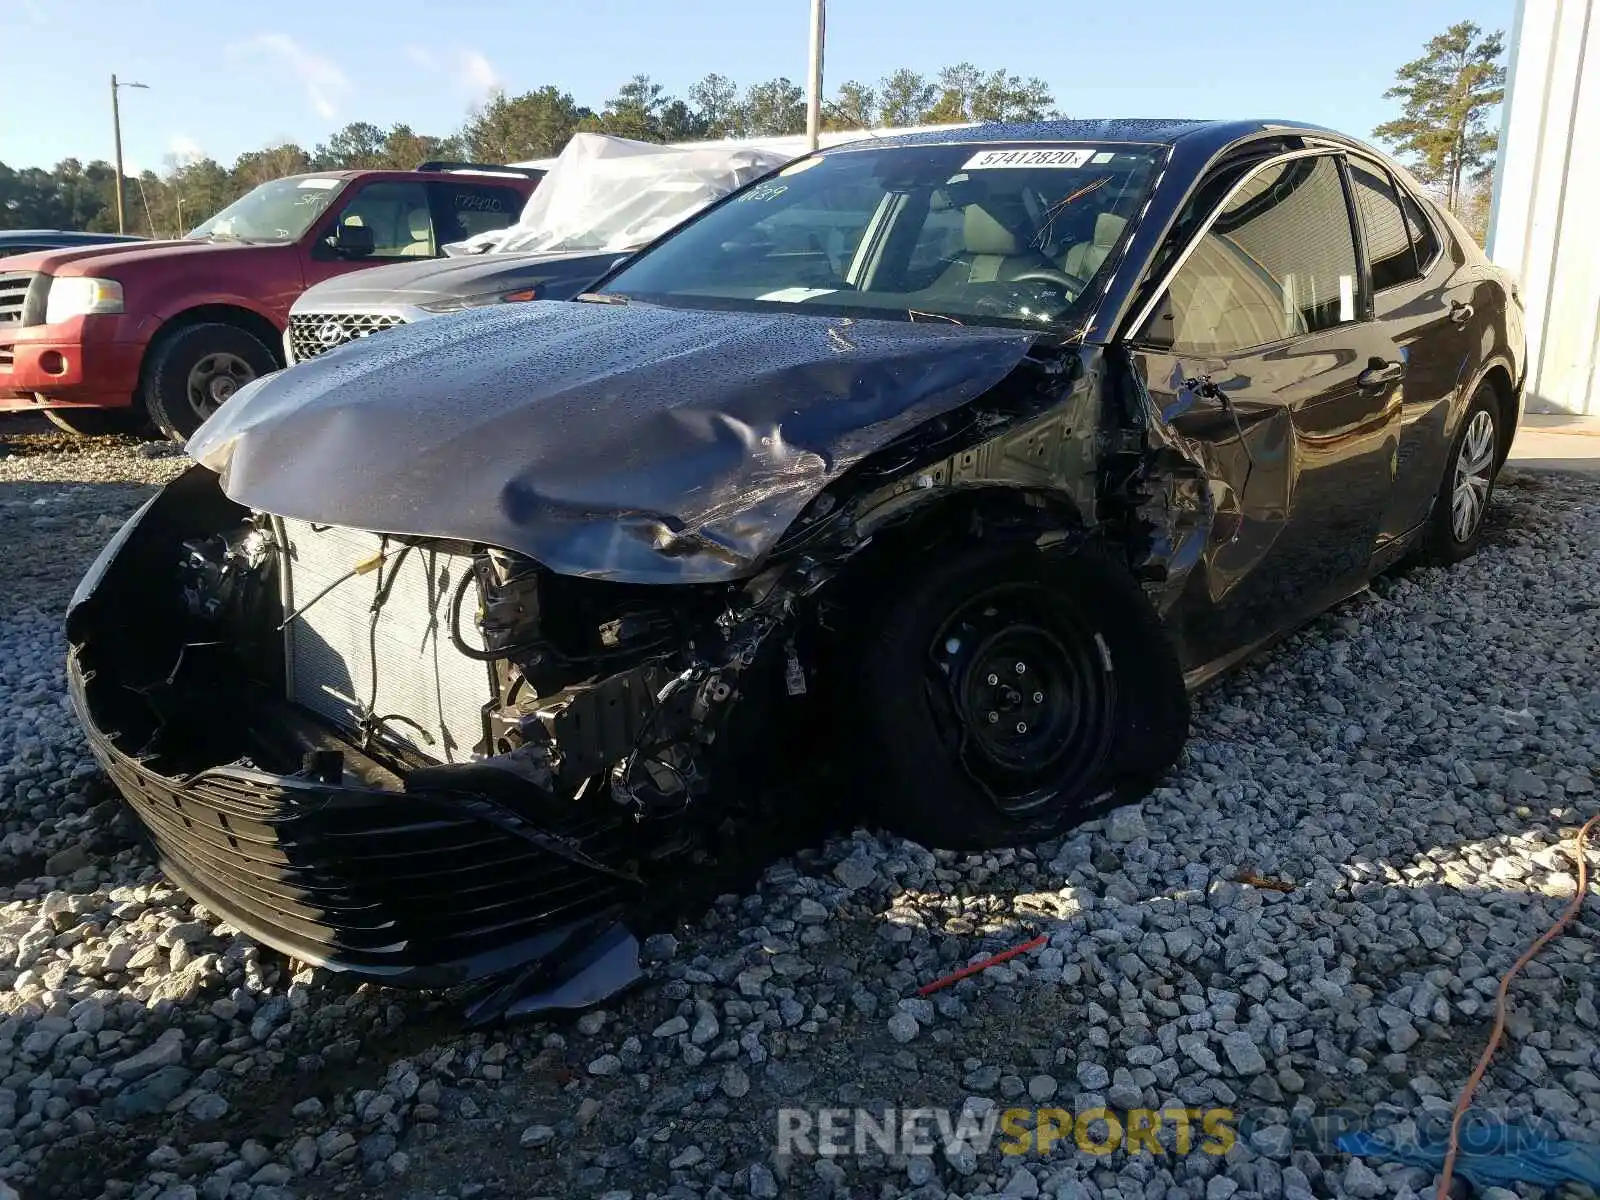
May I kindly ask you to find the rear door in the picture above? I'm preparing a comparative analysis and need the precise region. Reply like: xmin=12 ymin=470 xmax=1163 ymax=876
xmin=1128 ymin=150 xmax=1404 ymax=674
xmin=1344 ymin=155 xmax=1471 ymax=546
xmin=427 ymin=181 xmax=526 ymax=249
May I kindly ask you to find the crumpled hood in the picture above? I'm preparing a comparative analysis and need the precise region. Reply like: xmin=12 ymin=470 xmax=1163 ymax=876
xmin=188 ymin=300 xmax=1036 ymax=583
xmin=292 ymin=248 xmax=629 ymax=309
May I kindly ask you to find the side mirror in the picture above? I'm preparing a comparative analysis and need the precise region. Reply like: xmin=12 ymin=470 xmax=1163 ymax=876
xmin=329 ymin=222 xmax=375 ymax=259
xmin=1134 ymin=290 xmax=1176 ymax=351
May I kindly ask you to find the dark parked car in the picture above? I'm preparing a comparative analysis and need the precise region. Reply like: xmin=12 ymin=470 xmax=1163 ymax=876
xmin=67 ymin=119 xmax=1524 ymax=1002
xmin=0 ymin=230 xmax=145 ymax=259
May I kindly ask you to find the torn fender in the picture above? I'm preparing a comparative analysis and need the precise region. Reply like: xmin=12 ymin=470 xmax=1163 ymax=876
xmin=188 ymin=301 xmax=1036 ymax=583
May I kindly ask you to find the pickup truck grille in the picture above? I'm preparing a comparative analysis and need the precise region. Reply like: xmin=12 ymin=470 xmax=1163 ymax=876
xmin=0 ymin=272 xmax=36 ymax=327
xmin=288 ymin=311 xmax=406 ymax=363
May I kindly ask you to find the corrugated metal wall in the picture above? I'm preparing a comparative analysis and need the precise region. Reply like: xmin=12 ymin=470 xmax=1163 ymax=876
xmin=1488 ymin=0 xmax=1599 ymax=415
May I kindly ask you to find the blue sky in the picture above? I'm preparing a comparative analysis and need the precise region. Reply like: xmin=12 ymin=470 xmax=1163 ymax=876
xmin=1 ymin=0 xmax=1514 ymax=173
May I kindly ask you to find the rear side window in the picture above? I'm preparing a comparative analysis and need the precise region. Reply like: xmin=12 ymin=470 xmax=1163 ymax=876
xmin=1160 ymin=154 xmax=1359 ymax=356
xmin=1347 ymin=161 xmax=1423 ymax=291
xmin=1394 ymin=186 xmax=1442 ymax=275
xmin=430 ymin=183 xmax=524 ymax=244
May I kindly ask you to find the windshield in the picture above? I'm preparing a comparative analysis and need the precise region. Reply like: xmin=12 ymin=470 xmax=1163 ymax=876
xmin=597 ymin=142 xmax=1165 ymax=329
xmin=187 ymin=175 xmax=346 ymax=243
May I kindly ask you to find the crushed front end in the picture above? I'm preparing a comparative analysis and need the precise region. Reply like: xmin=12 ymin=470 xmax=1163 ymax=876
xmin=66 ymin=466 xmax=804 ymax=997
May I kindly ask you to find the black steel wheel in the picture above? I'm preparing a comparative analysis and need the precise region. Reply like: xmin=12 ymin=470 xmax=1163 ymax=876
xmin=847 ymin=537 xmax=1188 ymax=850
xmin=929 ymin=583 xmax=1116 ymax=817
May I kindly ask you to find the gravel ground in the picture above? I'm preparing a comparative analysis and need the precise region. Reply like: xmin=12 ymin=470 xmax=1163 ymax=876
xmin=1 ymin=423 xmax=1597 ymax=1200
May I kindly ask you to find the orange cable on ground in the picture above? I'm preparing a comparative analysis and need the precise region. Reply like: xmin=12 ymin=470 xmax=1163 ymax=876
xmin=1434 ymin=812 xmax=1598 ymax=1200
xmin=916 ymin=934 xmax=1048 ymax=996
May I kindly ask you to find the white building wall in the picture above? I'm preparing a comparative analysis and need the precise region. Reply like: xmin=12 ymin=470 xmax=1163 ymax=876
xmin=1488 ymin=0 xmax=1600 ymax=414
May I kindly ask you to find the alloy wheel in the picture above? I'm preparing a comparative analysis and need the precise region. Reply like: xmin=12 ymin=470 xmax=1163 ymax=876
xmin=1451 ymin=409 xmax=1496 ymax=542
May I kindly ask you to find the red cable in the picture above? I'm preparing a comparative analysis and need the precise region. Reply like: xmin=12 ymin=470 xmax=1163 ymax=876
xmin=916 ymin=934 xmax=1048 ymax=996
xmin=1435 ymin=813 xmax=1598 ymax=1200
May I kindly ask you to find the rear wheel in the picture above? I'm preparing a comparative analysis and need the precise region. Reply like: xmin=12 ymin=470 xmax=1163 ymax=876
xmin=1419 ymin=384 xmax=1501 ymax=565
xmin=43 ymin=407 xmax=151 ymax=437
xmin=848 ymin=539 xmax=1189 ymax=850
xmin=143 ymin=323 xmax=278 ymax=442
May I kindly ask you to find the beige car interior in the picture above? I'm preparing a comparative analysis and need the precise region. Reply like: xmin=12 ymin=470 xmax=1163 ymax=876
xmin=935 ymin=193 xmax=1130 ymax=289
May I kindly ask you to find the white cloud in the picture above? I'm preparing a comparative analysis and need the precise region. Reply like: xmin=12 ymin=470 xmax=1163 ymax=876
xmin=168 ymin=135 xmax=204 ymax=166
xmin=232 ymin=33 xmax=351 ymax=121
xmin=454 ymin=50 xmax=501 ymax=97
xmin=404 ymin=45 xmax=501 ymax=99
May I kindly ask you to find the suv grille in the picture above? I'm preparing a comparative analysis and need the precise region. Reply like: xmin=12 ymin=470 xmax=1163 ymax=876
xmin=288 ymin=311 xmax=406 ymax=362
xmin=0 ymin=272 xmax=36 ymax=327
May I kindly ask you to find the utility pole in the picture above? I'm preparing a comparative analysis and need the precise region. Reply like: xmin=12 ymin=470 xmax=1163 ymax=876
xmin=805 ymin=0 xmax=825 ymax=151
xmin=110 ymin=74 xmax=149 ymax=235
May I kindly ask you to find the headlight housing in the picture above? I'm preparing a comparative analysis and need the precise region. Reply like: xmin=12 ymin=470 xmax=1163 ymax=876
xmin=45 ymin=277 xmax=125 ymax=324
xmin=418 ymin=286 xmax=540 ymax=314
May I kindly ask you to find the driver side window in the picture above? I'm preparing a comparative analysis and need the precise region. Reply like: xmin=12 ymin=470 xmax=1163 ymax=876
xmin=1149 ymin=154 xmax=1360 ymax=356
xmin=332 ymin=182 xmax=436 ymax=259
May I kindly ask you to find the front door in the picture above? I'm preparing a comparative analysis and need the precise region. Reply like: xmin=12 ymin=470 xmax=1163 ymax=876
xmin=1129 ymin=151 xmax=1403 ymax=675
xmin=302 ymin=180 xmax=439 ymax=291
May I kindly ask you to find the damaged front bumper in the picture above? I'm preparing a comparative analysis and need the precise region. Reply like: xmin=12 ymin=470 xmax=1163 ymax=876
xmin=63 ymin=469 xmax=750 ymax=1008
xmin=69 ymin=651 xmax=633 ymax=987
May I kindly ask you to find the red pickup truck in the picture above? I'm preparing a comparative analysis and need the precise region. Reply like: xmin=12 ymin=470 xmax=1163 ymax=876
xmin=0 ymin=162 xmax=541 ymax=440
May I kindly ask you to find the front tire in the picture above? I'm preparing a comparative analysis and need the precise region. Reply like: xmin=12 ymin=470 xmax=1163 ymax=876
xmin=848 ymin=539 xmax=1189 ymax=851
xmin=142 ymin=323 xmax=278 ymax=443
xmin=1420 ymin=384 xmax=1500 ymax=565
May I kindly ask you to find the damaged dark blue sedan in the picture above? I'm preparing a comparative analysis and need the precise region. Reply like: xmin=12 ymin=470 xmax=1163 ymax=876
xmin=66 ymin=119 xmax=1525 ymax=1004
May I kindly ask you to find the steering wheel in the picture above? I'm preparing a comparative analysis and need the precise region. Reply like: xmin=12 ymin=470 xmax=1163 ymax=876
xmin=1009 ymin=267 xmax=1093 ymax=296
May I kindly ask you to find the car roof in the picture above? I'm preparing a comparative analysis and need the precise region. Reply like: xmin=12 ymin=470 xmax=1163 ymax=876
xmin=824 ymin=117 xmax=1337 ymax=153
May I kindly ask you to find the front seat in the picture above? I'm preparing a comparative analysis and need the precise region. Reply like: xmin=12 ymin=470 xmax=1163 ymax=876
xmin=398 ymin=209 xmax=435 ymax=257
xmin=935 ymin=200 xmax=1059 ymax=287
xmin=1062 ymin=211 xmax=1128 ymax=279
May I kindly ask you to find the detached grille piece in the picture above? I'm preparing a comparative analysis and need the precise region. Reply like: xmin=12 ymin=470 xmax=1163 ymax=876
xmin=0 ymin=272 xmax=36 ymax=326
xmin=288 ymin=311 xmax=406 ymax=362
xmin=278 ymin=519 xmax=493 ymax=763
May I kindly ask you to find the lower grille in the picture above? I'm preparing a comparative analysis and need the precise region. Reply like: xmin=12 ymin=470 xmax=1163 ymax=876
xmin=288 ymin=311 xmax=406 ymax=362
xmin=278 ymin=519 xmax=493 ymax=763
xmin=70 ymin=656 xmax=633 ymax=983
xmin=0 ymin=344 xmax=12 ymax=371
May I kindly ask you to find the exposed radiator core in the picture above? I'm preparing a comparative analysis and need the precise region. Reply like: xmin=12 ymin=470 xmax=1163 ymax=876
xmin=277 ymin=518 xmax=493 ymax=763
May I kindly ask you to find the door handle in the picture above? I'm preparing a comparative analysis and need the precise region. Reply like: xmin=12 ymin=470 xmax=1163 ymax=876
xmin=1357 ymin=359 xmax=1404 ymax=389
xmin=1450 ymin=300 xmax=1474 ymax=326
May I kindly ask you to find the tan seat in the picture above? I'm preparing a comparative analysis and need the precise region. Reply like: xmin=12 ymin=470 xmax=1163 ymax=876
xmin=934 ymin=200 xmax=1059 ymax=287
xmin=398 ymin=209 xmax=435 ymax=257
xmin=1062 ymin=212 xmax=1128 ymax=279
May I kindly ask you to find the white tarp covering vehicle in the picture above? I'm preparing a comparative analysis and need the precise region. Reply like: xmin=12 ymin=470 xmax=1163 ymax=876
xmin=286 ymin=133 xmax=794 ymax=362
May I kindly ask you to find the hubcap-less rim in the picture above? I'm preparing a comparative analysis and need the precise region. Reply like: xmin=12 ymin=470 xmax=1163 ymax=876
xmin=928 ymin=583 xmax=1116 ymax=817
xmin=1451 ymin=409 xmax=1496 ymax=542
xmin=186 ymin=352 xmax=255 ymax=420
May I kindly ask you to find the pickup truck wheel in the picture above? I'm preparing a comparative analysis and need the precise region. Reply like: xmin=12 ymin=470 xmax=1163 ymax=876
xmin=143 ymin=323 xmax=278 ymax=442
xmin=847 ymin=539 xmax=1190 ymax=851
xmin=43 ymin=407 xmax=151 ymax=437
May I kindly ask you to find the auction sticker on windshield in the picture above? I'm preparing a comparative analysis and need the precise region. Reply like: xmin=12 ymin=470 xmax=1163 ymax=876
xmin=962 ymin=148 xmax=1096 ymax=170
